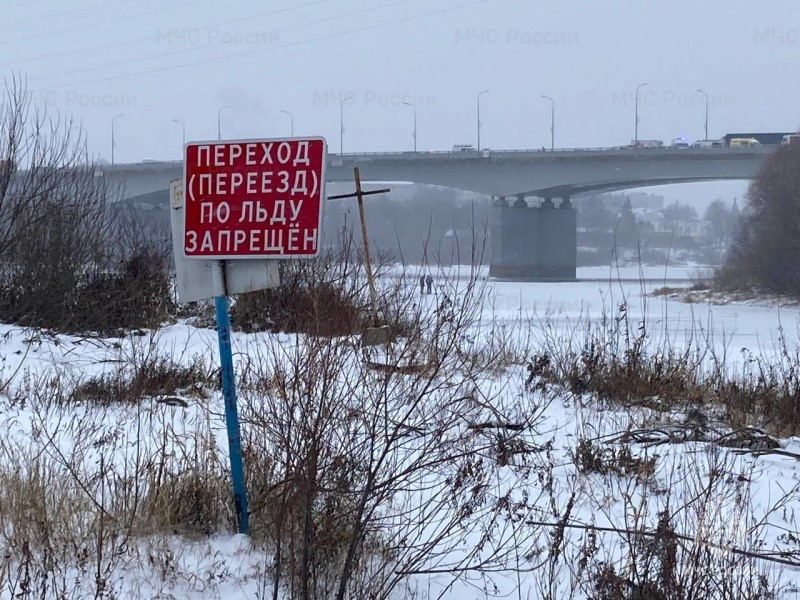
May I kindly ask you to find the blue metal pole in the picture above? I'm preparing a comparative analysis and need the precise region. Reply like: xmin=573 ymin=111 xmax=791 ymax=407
xmin=213 ymin=263 xmax=249 ymax=535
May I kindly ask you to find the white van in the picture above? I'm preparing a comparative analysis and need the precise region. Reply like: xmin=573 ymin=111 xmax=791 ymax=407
xmin=781 ymin=134 xmax=800 ymax=146
xmin=693 ymin=139 xmax=723 ymax=148
xmin=729 ymin=138 xmax=761 ymax=148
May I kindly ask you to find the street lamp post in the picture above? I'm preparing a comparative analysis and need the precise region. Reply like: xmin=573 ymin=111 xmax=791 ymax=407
xmin=634 ymin=82 xmax=648 ymax=145
xmin=111 ymin=113 xmax=123 ymax=165
xmin=541 ymin=95 xmax=555 ymax=150
xmin=71 ymin=124 xmax=88 ymax=163
xmin=280 ymin=109 xmax=294 ymax=137
xmin=402 ymin=100 xmax=417 ymax=152
xmin=172 ymin=119 xmax=185 ymax=155
xmin=339 ymin=95 xmax=354 ymax=154
xmin=477 ymin=89 xmax=490 ymax=151
xmin=217 ymin=105 xmax=230 ymax=141
xmin=697 ymin=89 xmax=709 ymax=141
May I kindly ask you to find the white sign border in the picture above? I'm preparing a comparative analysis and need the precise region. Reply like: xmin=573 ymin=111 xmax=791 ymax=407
xmin=182 ymin=135 xmax=328 ymax=260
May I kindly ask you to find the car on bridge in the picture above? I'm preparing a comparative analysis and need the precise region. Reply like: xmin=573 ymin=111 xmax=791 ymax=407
xmin=724 ymin=132 xmax=790 ymax=146
xmin=670 ymin=137 xmax=691 ymax=148
xmin=781 ymin=134 xmax=800 ymax=146
xmin=630 ymin=139 xmax=663 ymax=148
xmin=693 ymin=139 xmax=724 ymax=148
xmin=730 ymin=137 xmax=762 ymax=147
xmin=452 ymin=144 xmax=476 ymax=152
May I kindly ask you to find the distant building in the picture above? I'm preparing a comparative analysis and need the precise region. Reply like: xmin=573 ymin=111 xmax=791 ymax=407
xmin=627 ymin=192 xmax=664 ymax=210
xmin=635 ymin=209 xmax=710 ymax=240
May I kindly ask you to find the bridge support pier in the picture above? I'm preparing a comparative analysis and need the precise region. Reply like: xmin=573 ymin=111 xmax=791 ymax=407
xmin=489 ymin=195 xmax=576 ymax=281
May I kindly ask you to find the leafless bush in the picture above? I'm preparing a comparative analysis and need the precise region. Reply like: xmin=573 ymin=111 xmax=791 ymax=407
xmin=573 ymin=438 xmax=656 ymax=482
xmin=0 ymin=348 xmax=247 ymax=596
xmin=231 ymin=225 xmax=370 ymax=335
xmin=577 ymin=446 xmax=788 ymax=600
xmin=232 ymin=261 xmax=558 ymax=599
xmin=0 ymin=75 xmax=173 ymax=333
xmin=141 ymin=434 xmax=234 ymax=537
xmin=72 ymin=353 xmax=213 ymax=406
xmin=529 ymin=300 xmax=800 ymax=436
xmin=232 ymin=223 xmax=414 ymax=336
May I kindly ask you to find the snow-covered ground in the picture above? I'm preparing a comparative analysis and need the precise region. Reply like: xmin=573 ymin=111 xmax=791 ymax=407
xmin=2 ymin=268 xmax=800 ymax=598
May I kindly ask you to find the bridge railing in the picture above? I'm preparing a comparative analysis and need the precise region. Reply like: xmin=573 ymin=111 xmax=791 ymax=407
xmin=330 ymin=145 xmax=776 ymax=157
xmin=102 ymin=145 xmax=776 ymax=169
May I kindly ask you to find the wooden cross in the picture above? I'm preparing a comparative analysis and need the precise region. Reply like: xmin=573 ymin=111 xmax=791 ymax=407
xmin=328 ymin=167 xmax=390 ymax=321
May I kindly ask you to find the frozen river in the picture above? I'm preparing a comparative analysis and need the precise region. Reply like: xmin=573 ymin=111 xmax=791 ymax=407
xmin=395 ymin=263 xmax=800 ymax=364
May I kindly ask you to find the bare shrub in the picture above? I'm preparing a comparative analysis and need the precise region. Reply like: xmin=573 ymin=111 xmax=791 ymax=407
xmin=0 ymin=359 xmax=250 ymax=596
xmin=0 ymin=458 xmax=109 ymax=597
xmin=578 ymin=447 xmax=788 ymax=600
xmin=529 ymin=301 xmax=800 ymax=436
xmin=0 ymin=75 xmax=173 ymax=334
xmin=72 ymin=354 xmax=213 ymax=406
xmin=231 ymin=226 xmax=369 ymax=335
xmin=233 ymin=264 xmax=557 ymax=599
xmin=528 ymin=305 xmax=707 ymax=411
xmin=141 ymin=446 xmax=234 ymax=537
xmin=232 ymin=275 xmax=365 ymax=336
xmin=573 ymin=438 xmax=656 ymax=482
xmin=231 ymin=224 xmax=414 ymax=337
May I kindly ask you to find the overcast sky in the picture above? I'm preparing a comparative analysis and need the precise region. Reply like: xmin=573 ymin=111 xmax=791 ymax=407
xmin=4 ymin=0 xmax=799 ymax=204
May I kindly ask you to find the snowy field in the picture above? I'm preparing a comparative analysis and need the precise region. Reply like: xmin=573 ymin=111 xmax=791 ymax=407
xmin=1 ymin=267 xmax=800 ymax=599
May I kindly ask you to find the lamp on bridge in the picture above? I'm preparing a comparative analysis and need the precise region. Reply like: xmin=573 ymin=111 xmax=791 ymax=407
xmin=634 ymin=82 xmax=648 ymax=145
xmin=217 ymin=105 xmax=230 ymax=141
xmin=111 ymin=113 xmax=123 ymax=166
xmin=697 ymin=89 xmax=709 ymax=141
xmin=340 ymin=95 xmax=355 ymax=154
xmin=172 ymin=119 xmax=185 ymax=156
xmin=402 ymin=100 xmax=417 ymax=152
xmin=477 ymin=89 xmax=490 ymax=151
xmin=280 ymin=109 xmax=294 ymax=137
xmin=541 ymin=95 xmax=555 ymax=150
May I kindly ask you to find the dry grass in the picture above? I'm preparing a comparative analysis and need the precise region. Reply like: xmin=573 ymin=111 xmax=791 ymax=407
xmin=573 ymin=438 xmax=656 ymax=483
xmin=530 ymin=304 xmax=800 ymax=437
xmin=230 ymin=227 xmax=371 ymax=336
xmin=71 ymin=355 xmax=213 ymax=406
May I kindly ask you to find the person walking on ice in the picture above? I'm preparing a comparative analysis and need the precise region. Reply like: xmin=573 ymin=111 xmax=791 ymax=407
xmin=425 ymin=274 xmax=433 ymax=294
xmin=419 ymin=275 xmax=425 ymax=295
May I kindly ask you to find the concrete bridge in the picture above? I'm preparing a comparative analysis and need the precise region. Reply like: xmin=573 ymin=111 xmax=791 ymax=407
xmin=102 ymin=145 xmax=774 ymax=280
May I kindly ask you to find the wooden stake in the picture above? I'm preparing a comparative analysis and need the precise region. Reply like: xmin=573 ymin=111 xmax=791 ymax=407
xmin=353 ymin=167 xmax=380 ymax=321
xmin=328 ymin=168 xmax=390 ymax=324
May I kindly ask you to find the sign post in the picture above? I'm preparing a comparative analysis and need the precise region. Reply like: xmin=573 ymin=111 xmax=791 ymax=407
xmin=211 ymin=260 xmax=249 ymax=534
xmin=180 ymin=137 xmax=327 ymax=535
